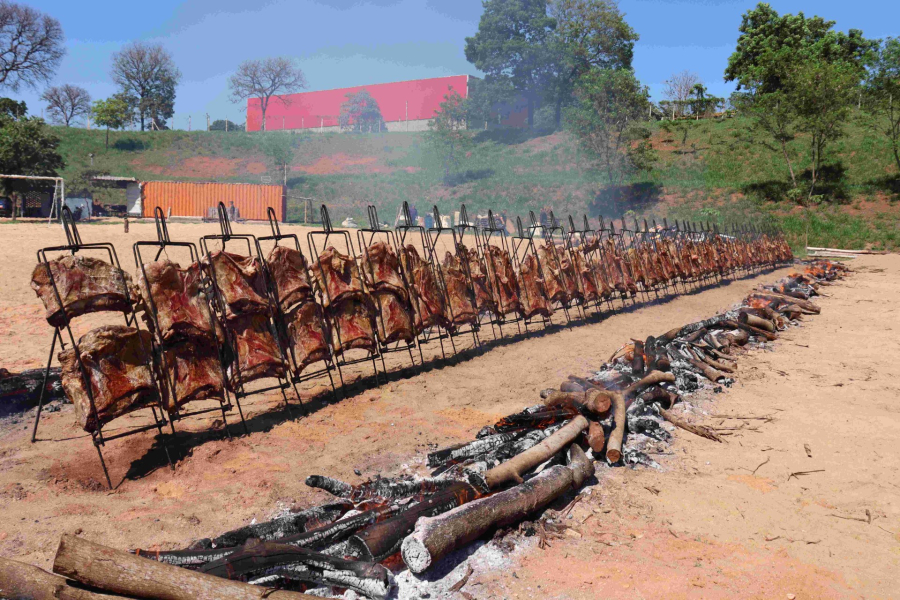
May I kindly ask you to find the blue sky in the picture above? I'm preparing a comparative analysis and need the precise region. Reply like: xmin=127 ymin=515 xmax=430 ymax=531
xmin=12 ymin=0 xmax=900 ymax=129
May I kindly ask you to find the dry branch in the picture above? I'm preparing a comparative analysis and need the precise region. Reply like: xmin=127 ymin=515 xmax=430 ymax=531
xmin=656 ymin=407 xmax=724 ymax=442
xmin=0 ymin=557 xmax=129 ymax=600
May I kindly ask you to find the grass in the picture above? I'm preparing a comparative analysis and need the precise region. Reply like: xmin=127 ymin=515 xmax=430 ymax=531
xmin=48 ymin=113 xmax=900 ymax=250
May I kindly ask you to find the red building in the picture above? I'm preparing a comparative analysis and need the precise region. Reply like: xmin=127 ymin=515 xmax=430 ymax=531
xmin=246 ymin=75 xmax=471 ymax=132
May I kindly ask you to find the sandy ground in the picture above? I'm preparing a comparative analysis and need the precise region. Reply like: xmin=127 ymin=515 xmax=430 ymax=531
xmin=0 ymin=220 xmax=897 ymax=598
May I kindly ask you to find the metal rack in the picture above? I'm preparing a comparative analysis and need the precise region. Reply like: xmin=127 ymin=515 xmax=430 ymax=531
xmin=307 ymin=205 xmax=381 ymax=387
xmin=31 ymin=207 xmax=173 ymax=489
xmin=257 ymin=207 xmax=340 ymax=401
xmin=530 ymin=210 xmax=581 ymax=322
xmin=454 ymin=204 xmax=499 ymax=340
xmin=357 ymin=205 xmax=419 ymax=370
xmin=564 ymin=214 xmax=610 ymax=315
xmin=200 ymin=202 xmax=302 ymax=417
xmin=477 ymin=209 xmax=524 ymax=337
xmin=510 ymin=215 xmax=554 ymax=330
xmin=134 ymin=207 xmax=246 ymax=437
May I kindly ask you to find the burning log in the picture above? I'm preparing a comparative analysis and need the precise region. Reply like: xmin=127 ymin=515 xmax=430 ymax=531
xmin=401 ymin=446 xmax=594 ymax=574
xmin=493 ymin=407 xmax=579 ymax=432
xmin=725 ymin=318 xmax=778 ymax=342
xmin=750 ymin=292 xmax=820 ymax=314
xmin=739 ymin=312 xmax=775 ymax=333
xmin=199 ymin=541 xmax=392 ymax=600
xmin=543 ymin=390 xmax=611 ymax=418
xmin=52 ymin=535 xmax=318 ymax=600
xmin=559 ymin=380 xmax=586 ymax=393
xmin=427 ymin=431 xmax=527 ymax=469
xmin=0 ymin=556 xmax=129 ymax=600
xmin=685 ymin=357 xmax=727 ymax=382
xmin=305 ymin=475 xmax=457 ymax=503
xmin=343 ymin=482 xmax=481 ymax=561
xmin=585 ymin=421 xmax=606 ymax=453
xmin=605 ymin=390 xmax=626 ymax=464
xmin=482 ymin=416 xmax=589 ymax=489
xmin=622 ymin=370 xmax=677 ymax=398
xmin=720 ymin=329 xmax=750 ymax=346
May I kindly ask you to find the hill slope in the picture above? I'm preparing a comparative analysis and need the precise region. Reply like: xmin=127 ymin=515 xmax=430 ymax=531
xmin=53 ymin=117 xmax=900 ymax=251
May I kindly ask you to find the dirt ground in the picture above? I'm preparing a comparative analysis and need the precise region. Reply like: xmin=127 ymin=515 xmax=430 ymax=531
xmin=0 ymin=220 xmax=897 ymax=599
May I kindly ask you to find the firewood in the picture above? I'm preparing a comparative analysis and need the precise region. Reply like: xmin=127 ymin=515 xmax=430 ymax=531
xmin=401 ymin=448 xmax=595 ymax=574
xmin=585 ymin=421 xmax=605 ymax=453
xmin=559 ymin=381 xmax=585 ymax=393
xmin=720 ymin=329 xmax=749 ymax=346
xmin=52 ymin=535 xmax=318 ymax=600
xmin=622 ymin=370 xmax=676 ymax=398
xmin=695 ymin=352 xmax=735 ymax=374
xmin=305 ymin=475 xmax=456 ymax=502
xmin=493 ymin=407 xmax=579 ymax=432
xmin=0 ymin=557 xmax=129 ymax=600
xmin=544 ymin=390 xmax=612 ymax=418
xmin=427 ymin=431 xmax=527 ymax=468
xmin=750 ymin=292 xmax=820 ymax=314
xmin=686 ymin=357 xmax=727 ymax=382
xmin=193 ymin=501 xmax=352 ymax=550
xmin=343 ymin=482 xmax=481 ymax=561
xmin=199 ymin=541 xmax=392 ymax=600
xmin=483 ymin=416 xmax=589 ymax=489
xmin=655 ymin=407 xmax=724 ymax=443
xmin=605 ymin=390 xmax=626 ymax=464
xmin=567 ymin=444 xmax=594 ymax=488
xmin=739 ymin=312 xmax=775 ymax=333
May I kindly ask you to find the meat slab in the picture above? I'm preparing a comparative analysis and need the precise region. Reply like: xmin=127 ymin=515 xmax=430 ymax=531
xmin=225 ymin=314 xmax=285 ymax=386
xmin=162 ymin=342 xmax=225 ymax=411
xmin=537 ymin=245 xmax=568 ymax=304
xmin=517 ymin=254 xmax=552 ymax=319
xmin=371 ymin=290 xmax=415 ymax=344
xmin=57 ymin=325 xmax=158 ymax=433
xmin=399 ymin=245 xmax=448 ymax=332
xmin=570 ymin=250 xmax=599 ymax=302
xmin=361 ymin=242 xmax=408 ymax=301
xmin=205 ymin=251 xmax=269 ymax=317
xmin=310 ymin=247 xmax=365 ymax=309
xmin=441 ymin=252 xmax=478 ymax=327
xmin=329 ymin=297 xmax=377 ymax=356
xmin=31 ymin=255 xmax=137 ymax=327
xmin=485 ymin=245 xmax=521 ymax=316
xmin=284 ymin=301 xmax=331 ymax=374
xmin=460 ymin=244 xmax=495 ymax=314
xmin=266 ymin=246 xmax=313 ymax=311
xmin=138 ymin=259 xmax=217 ymax=343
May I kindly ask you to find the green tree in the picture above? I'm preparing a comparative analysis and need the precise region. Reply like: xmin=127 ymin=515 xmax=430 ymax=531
xmin=209 ymin=119 xmax=244 ymax=132
xmin=863 ymin=37 xmax=900 ymax=174
xmin=0 ymin=115 xmax=64 ymax=203
xmin=339 ymin=90 xmax=385 ymax=133
xmin=566 ymin=69 xmax=655 ymax=205
xmin=0 ymin=97 xmax=26 ymax=119
xmin=427 ymin=91 xmax=473 ymax=179
xmin=110 ymin=42 xmax=181 ymax=131
xmin=91 ymin=95 xmax=131 ymax=149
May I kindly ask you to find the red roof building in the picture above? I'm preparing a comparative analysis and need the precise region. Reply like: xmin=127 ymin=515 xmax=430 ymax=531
xmin=246 ymin=75 xmax=471 ymax=132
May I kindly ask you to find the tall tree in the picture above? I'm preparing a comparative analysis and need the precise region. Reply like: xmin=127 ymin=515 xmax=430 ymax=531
xmin=0 ymin=96 xmax=25 ymax=118
xmin=91 ymin=95 xmax=131 ymax=149
xmin=427 ymin=91 xmax=473 ymax=179
xmin=662 ymin=70 xmax=700 ymax=118
xmin=863 ymin=37 xmax=900 ymax=174
xmin=566 ymin=69 xmax=655 ymax=205
xmin=229 ymin=57 xmax=306 ymax=131
xmin=110 ymin=42 xmax=181 ymax=131
xmin=0 ymin=1 xmax=65 ymax=92
xmin=0 ymin=113 xmax=63 ymax=177
xmin=465 ymin=0 xmax=556 ymax=128
xmin=339 ymin=90 xmax=385 ymax=133
xmin=41 ymin=84 xmax=91 ymax=126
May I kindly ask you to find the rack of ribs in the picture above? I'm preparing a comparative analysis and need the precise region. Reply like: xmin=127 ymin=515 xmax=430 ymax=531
xmin=284 ymin=301 xmax=331 ymax=373
xmin=204 ymin=250 xmax=270 ymax=317
xmin=399 ymin=245 xmax=448 ymax=332
xmin=226 ymin=313 xmax=285 ymax=386
xmin=265 ymin=245 xmax=313 ymax=310
xmin=31 ymin=255 xmax=138 ymax=327
xmin=537 ymin=245 xmax=568 ymax=304
xmin=161 ymin=342 xmax=226 ymax=411
xmin=138 ymin=259 xmax=217 ymax=343
xmin=329 ymin=297 xmax=378 ymax=356
xmin=310 ymin=246 xmax=365 ymax=309
xmin=441 ymin=251 xmax=478 ymax=327
xmin=517 ymin=254 xmax=552 ymax=319
xmin=460 ymin=244 xmax=495 ymax=315
xmin=485 ymin=245 xmax=521 ymax=316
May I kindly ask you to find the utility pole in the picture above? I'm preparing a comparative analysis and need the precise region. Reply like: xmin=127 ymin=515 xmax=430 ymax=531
xmin=282 ymin=116 xmax=285 ymax=130
xmin=206 ymin=113 xmax=210 ymax=131
xmin=225 ymin=116 xmax=228 ymax=132
xmin=188 ymin=115 xmax=191 ymax=131
xmin=406 ymin=100 xmax=408 ymax=132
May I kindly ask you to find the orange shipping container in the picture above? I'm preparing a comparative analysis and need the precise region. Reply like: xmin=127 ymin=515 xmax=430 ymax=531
xmin=141 ymin=181 xmax=285 ymax=221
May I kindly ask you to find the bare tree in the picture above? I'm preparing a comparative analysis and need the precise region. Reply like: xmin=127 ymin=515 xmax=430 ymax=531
xmin=41 ymin=84 xmax=91 ymax=126
xmin=662 ymin=70 xmax=701 ymax=117
xmin=110 ymin=41 xmax=181 ymax=131
xmin=0 ymin=1 xmax=65 ymax=92
xmin=228 ymin=57 xmax=307 ymax=131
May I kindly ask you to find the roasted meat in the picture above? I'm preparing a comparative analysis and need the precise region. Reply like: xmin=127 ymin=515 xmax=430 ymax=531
xmin=161 ymin=342 xmax=225 ymax=411
xmin=225 ymin=313 xmax=285 ymax=386
xmin=537 ymin=245 xmax=568 ymax=304
xmin=570 ymin=250 xmax=599 ymax=302
xmin=284 ymin=301 xmax=331 ymax=374
xmin=266 ymin=245 xmax=313 ymax=310
xmin=58 ymin=325 xmax=158 ymax=433
xmin=329 ymin=297 xmax=377 ymax=356
xmin=517 ymin=254 xmax=552 ymax=319
xmin=205 ymin=251 xmax=269 ymax=317
xmin=485 ymin=245 xmax=521 ymax=316
xmin=371 ymin=290 xmax=415 ymax=344
xmin=31 ymin=255 xmax=137 ymax=327
xmin=441 ymin=251 xmax=478 ymax=326
xmin=138 ymin=259 xmax=217 ymax=343
xmin=460 ymin=244 xmax=495 ymax=314
xmin=399 ymin=245 xmax=448 ymax=332
xmin=361 ymin=242 xmax=408 ymax=301
xmin=310 ymin=247 xmax=365 ymax=309
xmin=556 ymin=246 xmax=583 ymax=302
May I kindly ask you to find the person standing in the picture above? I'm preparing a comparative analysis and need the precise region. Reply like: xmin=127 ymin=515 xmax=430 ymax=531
xmin=124 ymin=215 xmax=129 ymax=233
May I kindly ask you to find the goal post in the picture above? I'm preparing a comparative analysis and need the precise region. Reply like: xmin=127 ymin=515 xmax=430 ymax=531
xmin=0 ymin=174 xmax=65 ymax=225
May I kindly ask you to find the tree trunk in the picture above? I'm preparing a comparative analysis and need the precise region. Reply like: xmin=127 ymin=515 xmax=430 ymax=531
xmin=483 ymin=416 xmax=589 ymax=489
xmin=527 ymin=95 xmax=535 ymax=128
xmin=585 ymin=420 xmax=605 ymax=453
xmin=105 ymin=127 xmax=109 ymax=149
xmin=780 ymin=139 xmax=797 ymax=188
xmin=199 ymin=542 xmax=392 ymax=600
xmin=52 ymin=535 xmax=318 ymax=600
xmin=605 ymin=390 xmax=626 ymax=463
xmin=402 ymin=447 xmax=594 ymax=574
xmin=0 ymin=557 xmax=129 ymax=600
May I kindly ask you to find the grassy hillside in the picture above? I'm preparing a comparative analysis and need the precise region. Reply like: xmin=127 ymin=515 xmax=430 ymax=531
xmin=54 ymin=116 xmax=900 ymax=251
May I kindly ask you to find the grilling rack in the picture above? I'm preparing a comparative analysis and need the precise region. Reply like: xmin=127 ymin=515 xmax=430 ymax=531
xmin=649 ymin=218 xmax=690 ymax=295
xmin=307 ymin=205 xmax=381 ymax=388
xmin=134 ymin=207 xmax=248 ymax=437
xmin=256 ymin=207 xmax=340 ymax=402
xmin=616 ymin=219 xmax=655 ymax=303
xmin=200 ymin=202 xmax=303 ymax=418
xmin=564 ymin=215 xmax=613 ymax=315
xmin=595 ymin=218 xmax=636 ymax=307
xmin=510 ymin=215 xmax=554 ymax=331
xmin=476 ymin=209 xmax=524 ymax=338
xmin=357 ymin=205 xmax=419 ymax=370
xmin=530 ymin=210 xmax=584 ymax=322
xmin=426 ymin=206 xmax=481 ymax=349
xmin=394 ymin=201 xmax=458 ymax=360
xmin=31 ymin=207 xmax=173 ymax=489
xmin=605 ymin=219 xmax=644 ymax=305
xmin=633 ymin=218 xmax=674 ymax=298
xmin=454 ymin=204 xmax=499 ymax=341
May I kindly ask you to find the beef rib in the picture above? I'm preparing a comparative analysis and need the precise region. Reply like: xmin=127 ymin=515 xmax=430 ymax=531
xmin=138 ymin=259 xmax=217 ymax=343
xmin=310 ymin=247 xmax=365 ymax=309
xmin=205 ymin=251 xmax=269 ymax=317
xmin=517 ymin=254 xmax=552 ymax=319
xmin=284 ymin=301 xmax=331 ymax=374
xmin=225 ymin=313 xmax=285 ymax=386
xmin=266 ymin=246 xmax=313 ymax=311
xmin=441 ymin=251 xmax=478 ymax=327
